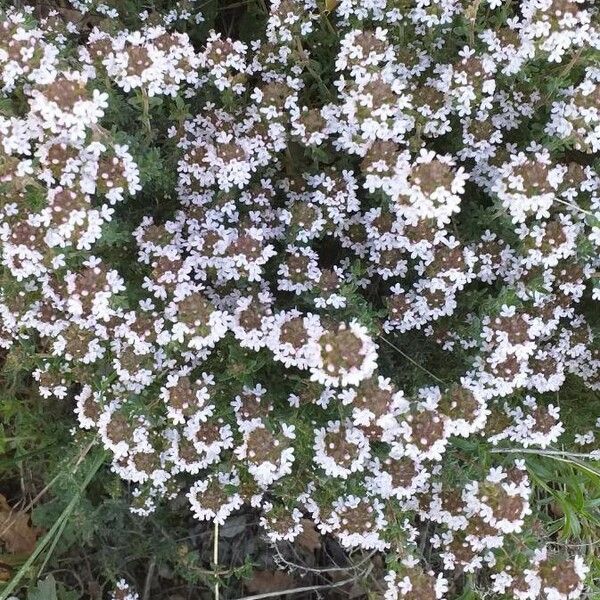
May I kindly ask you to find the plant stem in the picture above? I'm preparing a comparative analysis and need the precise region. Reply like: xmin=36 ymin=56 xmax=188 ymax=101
xmin=234 ymin=578 xmax=356 ymax=600
xmin=490 ymin=447 xmax=600 ymax=460
xmin=214 ymin=520 xmax=220 ymax=600
xmin=141 ymin=88 xmax=152 ymax=138
xmin=143 ymin=556 xmax=156 ymax=600
xmin=379 ymin=335 xmax=446 ymax=384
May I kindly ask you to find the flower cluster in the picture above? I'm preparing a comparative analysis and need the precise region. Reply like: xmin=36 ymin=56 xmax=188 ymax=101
xmin=1 ymin=0 xmax=599 ymax=596
xmin=109 ymin=579 xmax=140 ymax=600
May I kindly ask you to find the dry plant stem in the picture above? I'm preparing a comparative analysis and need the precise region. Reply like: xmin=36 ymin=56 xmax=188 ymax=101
xmin=233 ymin=577 xmax=356 ymax=600
xmin=274 ymin=545 xmax=377 ymax=574
xmin=491 ymin=447 xmax=600 ymax=479
xmin=143 ymin=556 xmax=156 ymax=600
xmin=214 ymin=520 xmax=220 ymax=600
xmin=559 ymin=47 xmax=583 ymax=79
xmin=538 ymin=48 xmax=584 ymax=107
xmin=489 ymin=447 xmax=600 ymax=459
xmin=140 ymin=88 xmax=151 ymax=136
xmin=467 ymin=0 xmax=482 ymax=46
xmin=554 ymin=197 xmax=596 ymax=218
xmin=18 ymin=462 xmax=26 ymax=506
xmin=378 ymin=335 xmax=446 ymax=384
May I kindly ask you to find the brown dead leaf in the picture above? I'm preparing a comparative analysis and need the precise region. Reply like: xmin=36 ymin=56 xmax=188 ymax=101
xmin=0 ymin=565 xmax=11 ymax=582
xmin=245 ymin=570 xmax=296 ymax=594
xmin=0 ymin=494 xmax=38 ymax=554
xmin=296 ymin=519 xmax=321 ymax=553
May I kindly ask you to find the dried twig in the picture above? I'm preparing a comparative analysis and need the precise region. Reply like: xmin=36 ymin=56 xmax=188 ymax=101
xmin=379 ymin=336 xmax=446 ymax=384
xmin=143 ymin=556 xmax=156 ymax=600
xmin=214 ymin=520 xmax=220 ymax=600
xmin=490 ymin=447 xmax=600 ymax=460
xmin=234 ymin=577 xmax=356 ymax=600
xmin=274 ymin=544 xmax=376 ymax=576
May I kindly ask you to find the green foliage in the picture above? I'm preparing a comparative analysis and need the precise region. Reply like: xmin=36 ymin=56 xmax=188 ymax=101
xmin=26 ymin=575 xmax=78 ymax=600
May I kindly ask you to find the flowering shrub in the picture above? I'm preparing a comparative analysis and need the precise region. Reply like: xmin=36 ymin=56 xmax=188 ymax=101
xmin=0 ymin=0 xmax=599 ymax=597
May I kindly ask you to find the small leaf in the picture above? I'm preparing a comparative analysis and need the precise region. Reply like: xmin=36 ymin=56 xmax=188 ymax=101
xmin=28 ymin=575 xmax=58 ymax=600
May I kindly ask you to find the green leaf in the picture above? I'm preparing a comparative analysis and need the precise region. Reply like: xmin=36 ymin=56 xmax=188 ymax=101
xmin=28 ymin=576 xmax=57 ymax=600
xmin=562 ymin=502 xmax=582 ymax=539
